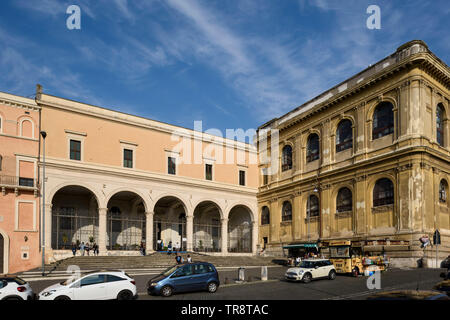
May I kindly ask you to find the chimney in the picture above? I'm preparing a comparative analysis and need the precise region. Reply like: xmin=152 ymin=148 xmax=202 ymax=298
xmin=36 ymin=84 xmax=43 ymax=100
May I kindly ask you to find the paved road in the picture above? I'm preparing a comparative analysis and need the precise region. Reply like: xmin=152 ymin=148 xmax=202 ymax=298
xmin=27 ymin=267 xmax=446 ymax=300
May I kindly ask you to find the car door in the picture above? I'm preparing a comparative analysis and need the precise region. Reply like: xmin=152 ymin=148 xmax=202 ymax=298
xmin=311 ymin=262 xmax=323 ymax=278
xmin=105 ymin=274 xmax=127 ymax=299
xmin=170 ymin=265 xmax=194 ymax=293
xmin=191 ymin=264 xmax=210 ymax=290
xmin=73 ymin=274 xmax=107 ymax=300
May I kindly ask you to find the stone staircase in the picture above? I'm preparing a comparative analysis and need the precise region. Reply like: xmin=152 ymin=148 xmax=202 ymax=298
xmin=22 ymin=252 xmax=280 ymax=276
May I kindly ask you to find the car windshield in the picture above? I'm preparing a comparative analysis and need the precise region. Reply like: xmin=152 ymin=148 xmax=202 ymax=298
xmin=161 ymin=265 xmax=179 ymax=277
xmin=14 ymin=277 xmax=26 ymax=285
xmin=330 ymin=246 xmax=350 ymax=258
xmin=299 ymin=261 xmax=317 ymax=268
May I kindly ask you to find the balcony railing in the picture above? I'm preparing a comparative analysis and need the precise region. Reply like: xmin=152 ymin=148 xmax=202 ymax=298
xmin=0 ymin=175 xmax=37 ymax=188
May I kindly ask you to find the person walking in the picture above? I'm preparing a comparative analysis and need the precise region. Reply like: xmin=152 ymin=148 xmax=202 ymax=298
xmin=80 ymin=242 xmax=85 ymax=256
xmin=86 ymin=244 xmax=90 ymax=256
xmin=93 ymin=243 xmax=99 ymax=256
xmin=167 ymin=241 xmax=173 ymax=255
xmin=175 ymin=253 xmax=182 ymax=265
xmin=187 ymin=255 xmax=192 ymax=263
xmin=71 ymin=243 xmax=77 ymax=256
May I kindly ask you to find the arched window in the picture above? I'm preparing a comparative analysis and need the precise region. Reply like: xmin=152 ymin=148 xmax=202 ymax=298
xmin=307 ymin=195 xmax=319 ymax=217
xmin=336 ymin=188 xmax=352 ymax=212
xmin=306 ymin=134 xmax=320 ymax=162
xmin=261 ymin=206 xmax=270 ymax=225
xmin=336 ymin=119 xmax=353 ymax=152
xmin=282 ymin=145 xmax=293 ymax=171
xmin=439 ymin=180 xmax=448 ymax=203
xmin=373 ymin=178 xmax=394 ymax=207
xmin=437 ymin=104 xmax=445 ymax=147
xmin=282 ymin=201 xmax=292 ymax=222
xmin=372 ymin=102 xmax=394 ymax=140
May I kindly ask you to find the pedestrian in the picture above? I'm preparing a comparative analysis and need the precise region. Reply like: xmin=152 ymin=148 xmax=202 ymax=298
xmin=167 ymin=241 xmax=172 ymax=255
xmin=80 ymin=242 xmax=85 ymax=256
xmin=176 ymin=253 xmax=182 ymax=265
xmin=86 ymin=244 xmax=90 ymax=256
xmin=140 ymin=241 xmax=145 ymax=256
xmin=176 ymin=241 xmax=180 ymax=252
xmin=93 ymin=243 xmax=99 ymax=256
xmin=71 ymin=243 xmax=77 ymax=256
xmin=187 ymin=255 xmax=192 ymax=263
xmin=295 ymin=256 xmax=301 ymax=266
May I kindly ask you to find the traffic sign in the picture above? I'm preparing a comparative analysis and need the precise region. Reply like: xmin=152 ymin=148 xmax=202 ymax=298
xmin=433 ymin=229 xmax=441 ymax=245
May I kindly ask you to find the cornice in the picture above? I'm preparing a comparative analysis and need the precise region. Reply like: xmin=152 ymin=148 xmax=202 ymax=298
xmin=0 ymin=92 xmax=40 ymax=111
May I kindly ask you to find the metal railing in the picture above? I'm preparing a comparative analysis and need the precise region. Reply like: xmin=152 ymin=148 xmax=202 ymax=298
xmin=0 ymin=175 xmax=37 ymax=188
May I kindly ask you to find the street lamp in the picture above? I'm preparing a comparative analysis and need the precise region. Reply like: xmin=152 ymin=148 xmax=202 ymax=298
xmin=40 ymin=131 xmax=47 ymax=276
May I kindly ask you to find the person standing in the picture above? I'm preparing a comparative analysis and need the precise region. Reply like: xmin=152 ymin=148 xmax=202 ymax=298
xmin=80 ymin=242 xmax=85 ymax=256
xmin=176 ymin=253 xmax=182 ymax=265
xmin=71 ymin=243 xmax=77 ymax=256
xmin=187 ymin=255 xmax=192 ymax=263
xmin=167 ymin=241 xmax=173 ymax=255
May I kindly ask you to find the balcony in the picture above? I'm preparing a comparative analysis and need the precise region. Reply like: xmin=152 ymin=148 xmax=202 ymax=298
xmin=0 ymin=175 xmax=38 ymax=191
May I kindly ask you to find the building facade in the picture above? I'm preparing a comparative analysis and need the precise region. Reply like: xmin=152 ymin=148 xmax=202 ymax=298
xmin=0 ymin=92 xmax=41 ymax=274
xmin=257 ymin=41 xmax=450 ymax=268
xmin=36 ymin=91 xmax=259 ymax=263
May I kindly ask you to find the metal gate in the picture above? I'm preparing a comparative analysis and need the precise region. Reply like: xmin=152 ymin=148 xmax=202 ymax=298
xmin=228 ymin=224 xmax=252 ymax=253
xmin=153 ymin=220 xmax=186 ymax=251
xmin=0 ymin=233 xmax=3 ymax=274
xmin=52 ymin=209 xmax=99 ymax=249
xmin=107 ymin=216 xmax=146 ymax=251
xmin=193 ymin=223 xmax=221 ymax=252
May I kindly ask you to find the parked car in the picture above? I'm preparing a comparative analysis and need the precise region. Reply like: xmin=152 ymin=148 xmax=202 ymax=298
xmin=38 ymin=270 xmax=137 ymax=300
xmin=285 ymin=259 xmax=336 ymax=283
xmin=0 ymin=275 xmax=35 ymax=300
xmin=147 ymin=262 xmax=220 ymax=297
xmin=367 ymin=290 xmax=449 ymax=300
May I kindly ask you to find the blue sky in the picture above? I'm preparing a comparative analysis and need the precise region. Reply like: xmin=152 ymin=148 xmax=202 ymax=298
xmin=0 ymin=0 xmax=448 ymax=135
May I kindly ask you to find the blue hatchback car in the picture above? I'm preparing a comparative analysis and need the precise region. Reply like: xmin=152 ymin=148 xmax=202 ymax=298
xmin=147 ymin=262 xmax=220 ymax=297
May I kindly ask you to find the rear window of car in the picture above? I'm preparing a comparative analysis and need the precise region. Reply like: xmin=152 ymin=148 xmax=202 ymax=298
xmin=106 ymin=275 xmax=125 ymax=283
xmin=13 ymin=277 xmax=27 ymax=285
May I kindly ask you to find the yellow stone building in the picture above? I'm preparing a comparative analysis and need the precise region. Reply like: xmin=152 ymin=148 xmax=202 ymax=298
xmin=257 ymin=40 xmax=449 ymax=268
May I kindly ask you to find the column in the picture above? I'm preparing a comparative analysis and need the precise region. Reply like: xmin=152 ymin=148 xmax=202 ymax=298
xmin=221 ymin=218 xmax=228 ymax=255
xmin=98 ymin=208 xmax=107 ymax=255
xmin=252 ymin=221 xmax=258 ymax=254
xmin=146 ymin=211 xmax=154 ymax=254
xmin=44 ymin=203 xmax=52 ymax=251
xmin=186 ymin=215 xmax=194 ymax=252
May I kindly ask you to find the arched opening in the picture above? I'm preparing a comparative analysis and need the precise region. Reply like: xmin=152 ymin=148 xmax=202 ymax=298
xmin=107 ymin=191 xmax=146 ymax=251
xmin=228 ymin=205 xmax=253 ymax=253
xmin=193 ymin=201 xmax=222 ymax=252
xmin=261 ymin=206 xmax=270 ymax=225
xmin=336 ymin=119 xmax=353 ymax=152
xmin=281 ymin=201 xmax=292 ymax=222
xmin=437 ymin=103 xmax=445 ymax=147
xmin=281 ymin=145 xmax=293 ymax=171
xmin=440 ymin=180 xmax=448 ymax=203
xmin=307 ymin=134 xmax=320 ymax=162
xmin=372 ymin=102 xmax=394 ymax=140
xmin=20 ymin=119 xmax=33 ymax=138
xmin=336 ymin=187 xmax=353 ymax=212
xmin=153 ymin=196 xmax=187 ymax=251
xmin=51 ymin=186 xmax=99 ymax=250
xmin=373 ymin=178 xmax=394 ymax=207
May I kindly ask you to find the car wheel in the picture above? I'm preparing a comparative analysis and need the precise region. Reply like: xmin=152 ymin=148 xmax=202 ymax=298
xmin=161 ymin=286 xmax=173 ymax=297
xmin=55 ymin=295 xmax=71 ymax=301
xmin=352 ymin=267 xmax=360 ymax=277
xmin=328 ymin=270 xmax=336 ymax=280
xmin=117 ymin=290 xmax=133 ymax=300
xmin=207 ymin=282 xmax=218 ymax=293
xmin=302 ymin=273 xmax=312 ymax=283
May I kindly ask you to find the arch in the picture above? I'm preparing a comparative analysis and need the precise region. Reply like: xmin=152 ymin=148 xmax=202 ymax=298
xmin=18 ymin=117 xmax=35 ymax=139
xmin=436 ymin=103 xmax=446 ymax=147
xmin=191 ymin=198 xmax=224 ymax=220
xmin=373 ymin=177 xmax=395 ymax=207
xmin=306 ymin=133 xmax=320 ymax=162
xmin=336 ymin=187 xmax=353 ymax=212
xmin=48 ymin=182 xmax=103 ymax=208
xmin=225 ymin=201 xmax=257 ymax=222
xmin=366 ymin=97 xmax=398 ymax=122
xmin=228 ymin=204 xmax=254 ymax=253
xmin=439 ymin=179 xmax=448 ymax=203
xmin=151 ymin=193 xmax=189 ymax=214
xmin=193 ymin=201 xmax=223 ymax=253
xmin=281 ymin=201 xmax=292 ymax=222
xmin=105 ymin=187 xmax=151 ymax=212
xmin=0 ymin=228 xmax=9 ymax=274
xmin=281 ymin=144 xmax=293 ymax=171
xmin=261 ymin=206 xmax=270 ymax=225
xmin=372 ymin=101 xmax=394 ymax=140
xmin=336 ymin=119 xmax=353 ymax=153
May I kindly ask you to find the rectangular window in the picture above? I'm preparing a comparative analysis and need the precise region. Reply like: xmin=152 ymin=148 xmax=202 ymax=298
xmin=70 ymin=140 xmax=81 ymax=161
xmin=262 ymin=168 xmax=268 ymax=185
xmin=239 ymin=170 xmax=246 ymax=186
xmin=168 ymin=157 xmax=176 ymax=175
xmin=205 ymin=164 xmax=213 ymax=180
xmin=123 ymin=149 xmax=133 ymax=168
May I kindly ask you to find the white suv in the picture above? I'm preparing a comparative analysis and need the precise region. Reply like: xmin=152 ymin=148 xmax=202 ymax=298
xmin=0 ymin=275 xmax=35 ymax=300
xmin=285 ymin=259 xmax=336 ymax=283
xmin=39 ymin=270 xmax=137 ymax=300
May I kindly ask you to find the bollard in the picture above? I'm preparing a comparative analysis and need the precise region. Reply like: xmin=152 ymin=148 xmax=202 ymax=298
xmin=261 ymin=266 xmax=268 ymax=281
xmin=238 ymin=267 xmax=245 ymax=282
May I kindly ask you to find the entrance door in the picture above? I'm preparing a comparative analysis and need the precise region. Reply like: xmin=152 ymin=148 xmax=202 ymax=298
xmin=0 ymin=234 xmax=3 ymax=274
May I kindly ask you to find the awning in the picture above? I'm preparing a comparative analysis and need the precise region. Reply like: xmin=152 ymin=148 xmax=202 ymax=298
xmin=283 ymin=243 xmax=318 ymax=249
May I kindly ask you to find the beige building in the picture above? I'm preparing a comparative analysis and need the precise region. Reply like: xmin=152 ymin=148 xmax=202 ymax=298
xmin=257 ymin=40 xmax=449 ymax=268
xmin=36 ymin=89 xmax=259 ymax=262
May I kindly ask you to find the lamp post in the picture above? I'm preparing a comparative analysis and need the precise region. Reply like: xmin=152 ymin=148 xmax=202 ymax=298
xmin=40 ymin=131 xmax=47 ymax=276
xmin=308 ymin=186 xmax=319 ymax=244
